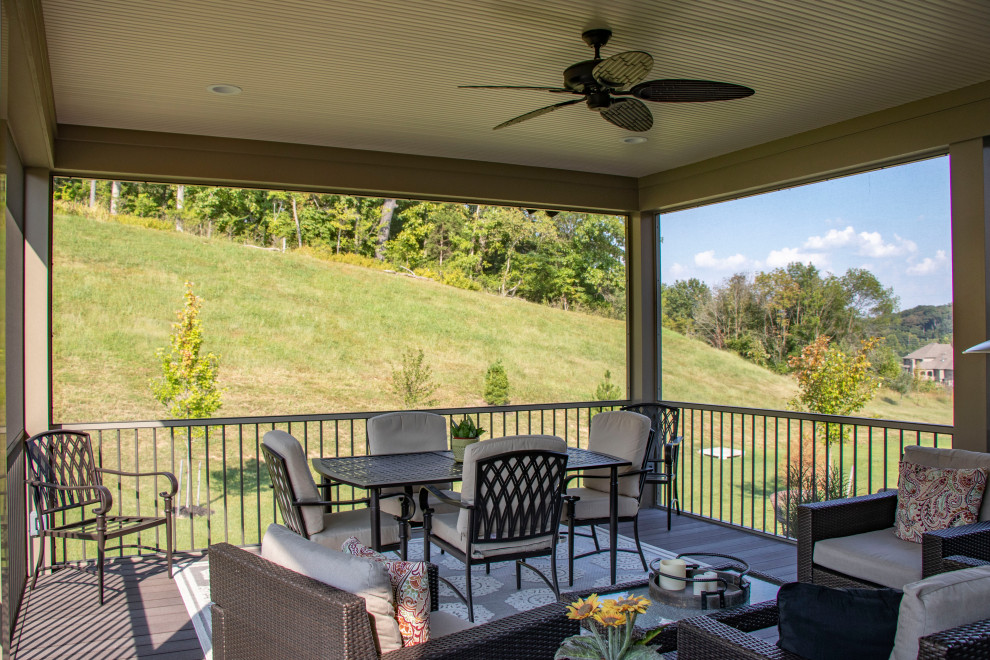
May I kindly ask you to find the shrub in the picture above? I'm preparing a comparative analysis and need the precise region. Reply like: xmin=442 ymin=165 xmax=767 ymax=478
xmin=591 ymin=370 xmax=623 ymax=413
xmin=772 ymin=445 xmax=848 ymax=537
xmin=483 ymin=360 xmax=510 ymax=405
xmin=390 ymin=349 xmax=438 ymax=408
xmin=149 ymin=282 xmax=223 ymax=419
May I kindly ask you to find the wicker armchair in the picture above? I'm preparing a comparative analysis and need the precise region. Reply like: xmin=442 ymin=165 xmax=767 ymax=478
xmin=210 ymin=542 xmax=578 ymax=660
xmin=675 ymin=556 xmax=990 ymax=660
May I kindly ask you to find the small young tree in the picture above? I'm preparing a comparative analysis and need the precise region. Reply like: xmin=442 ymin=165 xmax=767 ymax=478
xmin=150 ymin=282 xmax=223 ymax=419
xmin=390 ymin=348 xmax=438 ymax=407
xmin=483 ymin=359 xmax=510 ymax=405
xmin=592 ymin=370 xmax=623 ymax=413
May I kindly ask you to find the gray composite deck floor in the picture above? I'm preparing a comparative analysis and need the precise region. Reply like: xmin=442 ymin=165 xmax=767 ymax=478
xmin=11 ymin=509 xmax=795 ymax=659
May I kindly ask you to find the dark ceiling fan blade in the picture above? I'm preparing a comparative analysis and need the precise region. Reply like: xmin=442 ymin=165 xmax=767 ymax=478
xmin=592 ymin=51 xmax=653 ymax=88
xmin=459 ymin=85 xmax=574 ymax=93
xmin=600 ymin=98 xmax=653 ymax=132
xmin=493 ymin=98 xmax=584 ymax=130
xmin=624 ymin=79 xmax=755 ymax=102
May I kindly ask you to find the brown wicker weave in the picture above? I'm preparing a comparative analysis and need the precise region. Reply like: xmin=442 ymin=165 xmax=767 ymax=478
xmin=209 ymin=542 xmax=578 ymax=659
xmin=797 ymin=490 xmax=990 ymax=588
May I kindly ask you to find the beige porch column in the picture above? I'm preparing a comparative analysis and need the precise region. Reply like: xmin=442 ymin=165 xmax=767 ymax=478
xmin=628 ymin=210 xmax=658 ymax=402
xmin=950 ymin=136 xmax=990 ymax=453
xmin=23 ymin=166 xmax=51 ymax=433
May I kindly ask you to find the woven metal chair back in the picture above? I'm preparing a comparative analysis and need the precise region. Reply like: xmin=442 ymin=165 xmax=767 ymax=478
xmin=471 ymin=449 xmax=568 ymax=544
xmin=261 ymin=443 xmax=309 ymax=537
xmin=26 ymin=430 xmax=103 ymax=517
xmin=622 ymin=402 xmax=680 ymax=465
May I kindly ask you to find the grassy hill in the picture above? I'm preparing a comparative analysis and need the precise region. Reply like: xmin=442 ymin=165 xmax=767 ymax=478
xmin=52 ymin=213 xmax=952 ymax=425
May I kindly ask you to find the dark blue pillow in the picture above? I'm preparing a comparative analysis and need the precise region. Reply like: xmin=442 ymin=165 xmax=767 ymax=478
xmin=777 ymin=582 xmax=902 ymax=660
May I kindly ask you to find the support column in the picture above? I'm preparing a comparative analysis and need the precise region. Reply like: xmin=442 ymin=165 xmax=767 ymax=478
xmin=23 ymin=167 xmax=50 ymax=433
xmin=950 ymin=137 xmax=990 ymax=453
xmin=627 ymin=210 xmax=658 ymax=402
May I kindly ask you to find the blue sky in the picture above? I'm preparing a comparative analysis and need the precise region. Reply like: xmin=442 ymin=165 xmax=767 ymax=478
xmin=659 ymin=156 xmax=951 ymax=310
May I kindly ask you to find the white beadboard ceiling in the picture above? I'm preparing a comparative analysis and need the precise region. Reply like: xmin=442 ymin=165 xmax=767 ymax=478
xmin=40 ymin=0 xmax=990 ymax=178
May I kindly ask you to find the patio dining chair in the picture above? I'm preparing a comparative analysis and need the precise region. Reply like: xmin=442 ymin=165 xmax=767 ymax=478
xmin=562 ymin=409 xmax=654 ymax=586
xmin=419 ymin=434 xmax=569 ymax=621
xmin=367 ymin=411 xmax=461 ymax=522
xmin=25 ymin=429 xmax=178 ymax=605
xmin=261 ymin=430 xmax=411 ymax=557
xmin=622 ymin=402 xmax=683 ymax=530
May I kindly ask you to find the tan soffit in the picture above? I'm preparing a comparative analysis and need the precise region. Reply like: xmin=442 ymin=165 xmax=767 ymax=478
xmin=40 ymin=0 xmax=990 ymax=178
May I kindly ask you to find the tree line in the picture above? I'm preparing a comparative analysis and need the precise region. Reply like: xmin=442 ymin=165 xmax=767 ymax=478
xmin=54 ymin=178 xmax=627 ymax=318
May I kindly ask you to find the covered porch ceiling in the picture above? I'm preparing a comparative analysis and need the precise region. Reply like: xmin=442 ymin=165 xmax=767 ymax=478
xmin=38 ymin=0 xmax=990 ymax=181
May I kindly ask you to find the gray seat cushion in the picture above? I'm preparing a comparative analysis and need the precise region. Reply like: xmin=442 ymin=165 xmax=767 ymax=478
xmin=813 ymin=527 xmax=922 ymax=589
xmin=309 ymin=508 xmax=402 ymax=551
xmin=260 ymin=523 xmax=403 ymax=653
xmin=430 ymin=611 xmax=475 ymax=638
xmin=380 ymin=488 xmax=461 ymax=522
xmin=562 ymin=487 xmax=640 ymax=521
xmin=430 ymin=511 xmax=553 ymax=560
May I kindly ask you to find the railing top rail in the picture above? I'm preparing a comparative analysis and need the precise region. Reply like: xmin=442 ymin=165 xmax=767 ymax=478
xmin=53 ymin=399 xmax=953 ymax=436
xmin=665 ymin=400 xmax=952 ymax=435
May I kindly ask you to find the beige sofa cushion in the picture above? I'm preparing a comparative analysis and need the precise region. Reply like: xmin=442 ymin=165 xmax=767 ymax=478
xmin=903 ymin=445 xmax=990 ymax=520
xmin=431 ymin=610 xmax=475 ymax=638
xmin=561 ymin=487 xmax=641 ymax=521
xmin=368 ymin=411 xmax=448 ymax=455
xmin=889 ymin=564 xmax=990 ymax=660
xmin=260 ymin=523 xmax=403 ymax=654
xmin=262 ymin=430 xmax=324 ymax=536
xmin=813 ymin=527 xmax=922 ymax=589
xmin=585 ymin=410 xmax=652 ymax=498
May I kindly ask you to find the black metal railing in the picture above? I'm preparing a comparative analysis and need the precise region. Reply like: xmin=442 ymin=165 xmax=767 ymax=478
xmin=44 ymin=400 xmax=951 ymax=561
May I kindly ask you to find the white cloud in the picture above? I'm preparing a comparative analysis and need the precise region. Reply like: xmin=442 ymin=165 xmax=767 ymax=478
xmin=693 ymin=250 xmax=750 ymax=270
xmin=805 ymin=226 xmax=855 ymax=249
xmin=765 ymin=247 xmax=828 ymax=269
xmin=670 ymin=262 xmax=686 ymax=277
xmin=803 ymin=225 xmax=916 ymax=258
xmin=907 ymin=250 xmax=949 ymax=275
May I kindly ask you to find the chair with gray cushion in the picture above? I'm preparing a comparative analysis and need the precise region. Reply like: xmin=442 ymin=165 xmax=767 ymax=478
xmin=562 ymin=410 xmax=655 ymax=586
xmin=798 ymin=445 xmax=990 ymax=590
xmin=262 ymin=429 xmax=409 ymax=557
xmin=420 ymin=434 xmax=569 ymax=622
xmin=367 ymin=411 xmax=461 ymax=522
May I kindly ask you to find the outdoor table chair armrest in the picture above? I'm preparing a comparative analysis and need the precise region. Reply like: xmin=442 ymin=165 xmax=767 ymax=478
xmin=562 ymin=467 xmax=651 ymax=489
xmin=922 ymin=522 xmax=990 ymax=577
xmin=677 ymin=606 xmax=803 ymax=660
xmin=419 ymin=484 xmax=471 ymax=513
xmin=918 ymin=617 xmax=990 ymax=660
xmin=27 ymin=479 xmax=114 ymax=515
xmin=942 ymin=554 xmax=990 ymax=571
xmin=797 ymin=490 xmax=898 ymax=582
xmin=96 ymin=467 xmax=179 ymax=498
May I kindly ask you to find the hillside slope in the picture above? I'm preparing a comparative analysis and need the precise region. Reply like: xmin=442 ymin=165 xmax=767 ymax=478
xmin=52 ymin=214 xmax=950 ymax=425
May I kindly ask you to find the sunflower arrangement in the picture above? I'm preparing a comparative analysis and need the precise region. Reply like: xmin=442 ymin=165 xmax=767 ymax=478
xmin=554 ymin=593 xmax=660 ymax=659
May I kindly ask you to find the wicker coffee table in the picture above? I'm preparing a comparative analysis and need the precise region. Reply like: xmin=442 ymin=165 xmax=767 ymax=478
xmin=559 ymin=564 xmax=783 ymax=655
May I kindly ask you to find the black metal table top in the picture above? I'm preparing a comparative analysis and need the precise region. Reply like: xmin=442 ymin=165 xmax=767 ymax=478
xmin=312 ymin=447 xmax=630 ymax=489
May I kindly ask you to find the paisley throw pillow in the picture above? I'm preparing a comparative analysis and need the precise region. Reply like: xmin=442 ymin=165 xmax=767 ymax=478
xmin=894 ymin=462 xmax=988 ymax=543
xmin=341 ymin=537 xmax=430 ymax=646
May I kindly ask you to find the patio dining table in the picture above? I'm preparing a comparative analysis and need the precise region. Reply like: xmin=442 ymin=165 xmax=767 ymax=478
xmin=313 ymin=446 xmax=632 ymax=584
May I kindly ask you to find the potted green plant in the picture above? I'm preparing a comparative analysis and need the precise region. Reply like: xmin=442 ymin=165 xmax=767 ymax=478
xmin=450 ymin=416 xmax=485 ymax=462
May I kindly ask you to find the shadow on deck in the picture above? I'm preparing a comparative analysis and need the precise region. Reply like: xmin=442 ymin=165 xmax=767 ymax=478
xmin=11 ymin=508 xmax=795 ymax=658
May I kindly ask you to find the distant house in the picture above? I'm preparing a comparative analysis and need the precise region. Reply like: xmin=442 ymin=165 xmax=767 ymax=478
xmin=902 ymin=343 xmax=954 ymax=385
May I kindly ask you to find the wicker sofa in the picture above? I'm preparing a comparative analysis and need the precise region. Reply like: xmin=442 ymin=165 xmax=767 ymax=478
xmin=797 ymin=446 xmax=990 ymax=589
xmin=675 ymin=556 xmax=990 ymax=660
xmin=209 ymin=542 xmax=578 ymax=660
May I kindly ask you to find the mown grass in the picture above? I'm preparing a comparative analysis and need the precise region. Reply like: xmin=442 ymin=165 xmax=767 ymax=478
xmin=48 ymin=212 xmax=953 ymax=559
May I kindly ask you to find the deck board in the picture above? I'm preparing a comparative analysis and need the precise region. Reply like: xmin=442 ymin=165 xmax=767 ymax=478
xmin=12 ymin=510 xmax=796 ymax=658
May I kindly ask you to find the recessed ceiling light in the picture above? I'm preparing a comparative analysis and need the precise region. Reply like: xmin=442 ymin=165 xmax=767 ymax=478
xmin=207 ymin=84 xmax=242 ymax=95
xmin=621 ymin=136 xmax=647 ymax=144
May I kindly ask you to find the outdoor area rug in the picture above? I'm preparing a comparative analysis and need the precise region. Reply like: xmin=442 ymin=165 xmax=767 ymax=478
xmin=174 ymin=529 xmax=682 ymax=658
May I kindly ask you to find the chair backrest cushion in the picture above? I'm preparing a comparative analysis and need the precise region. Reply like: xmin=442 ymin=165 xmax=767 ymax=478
xmin=368 ymin=412 xmax=448 ymax=455
xmin=889 ymin=564 xmax=990 ymax=660
xmin=903 ymin=445 xmax=990 ymax=520
xmin=587 ymin=410 xmax=652 ymax=498
xmin=456 ymin=435 xmax=567 ymax=539
xmin=262 ymin=430 xmax=325 ymax=535
xmin=261 ymin=523 xmax=403 ymax=654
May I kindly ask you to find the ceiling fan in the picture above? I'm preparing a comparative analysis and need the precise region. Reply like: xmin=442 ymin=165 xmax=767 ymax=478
xmin=461 ymin=29 xmax=754 ymax=132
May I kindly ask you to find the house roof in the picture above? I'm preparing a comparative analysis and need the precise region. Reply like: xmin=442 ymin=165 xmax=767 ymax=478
xmin=38 ymin=0 xmax=990 ymax=179
xmin=904 ymin=343 xmax=954 ymax=368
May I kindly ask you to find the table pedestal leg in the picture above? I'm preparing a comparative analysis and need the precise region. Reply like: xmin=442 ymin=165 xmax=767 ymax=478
xmin=610 ymin=466 xmax=618 ymax=585
xmin=370 ymin=488 xmax=381 ymax=551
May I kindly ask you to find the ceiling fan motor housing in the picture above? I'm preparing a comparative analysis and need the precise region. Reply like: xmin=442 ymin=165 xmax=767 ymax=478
xmin=563 ymin=60 xmax=604 ymax=92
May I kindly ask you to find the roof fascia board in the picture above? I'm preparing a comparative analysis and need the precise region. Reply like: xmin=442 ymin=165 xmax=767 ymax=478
xmin=5 ymin=0 xmax=55 ymax=168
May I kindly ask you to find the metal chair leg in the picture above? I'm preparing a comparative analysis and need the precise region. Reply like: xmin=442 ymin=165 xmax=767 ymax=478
xmin=550 ymin=543 xmax=560 ymax=599
xmin=165 ymin=496 xmax=174 ymax=578
xmin=97 ymin=521 xmax=106 ymax=606
xmin=516 ymin=561 xmax=522 ymax=590
xmin=465 ymin=562 xmax=474 ymax=622
xmin=30 ymin=534 xmax=45 ymax=591
xmin=632 ymin=516 xmax=648 ymax=571
xmin=567 ymin=506 xmax=576 ymax=587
